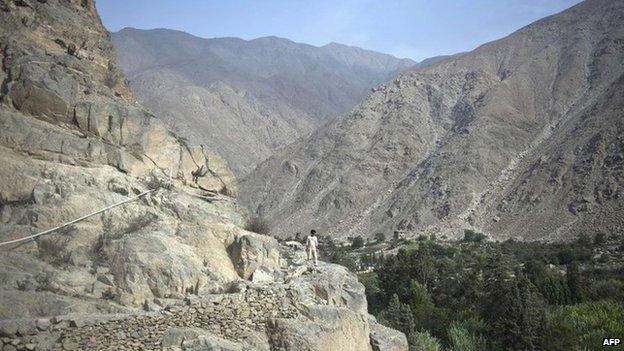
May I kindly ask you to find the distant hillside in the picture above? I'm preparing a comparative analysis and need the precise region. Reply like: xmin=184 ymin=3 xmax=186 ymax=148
xmin=112 ymin=29 xmax=415 ymax=176
xmin=241 ymin=0 xmax=624 ymax=241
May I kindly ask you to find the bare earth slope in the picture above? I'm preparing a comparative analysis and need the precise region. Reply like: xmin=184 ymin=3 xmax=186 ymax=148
xmin=0 ymin=1 xmax=406 ymax=350
xmin=111 ymin=28 xmax=415 ymax=176
xmin=241 ymin=0 xmax=624 ymax=241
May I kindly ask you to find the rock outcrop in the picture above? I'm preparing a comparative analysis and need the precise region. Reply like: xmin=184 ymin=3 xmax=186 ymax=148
xmin=241 ymin=0 xmax=624 ymax=241
xmin=0 ymin=0 xmax=242 ymax=315
xmin=0 ymin=1 xmax=405 ymax=350
xmin=229 ymin=233 xmax=281 ymax=280
xmin=1 ymin=249 xmax=404 ymax=350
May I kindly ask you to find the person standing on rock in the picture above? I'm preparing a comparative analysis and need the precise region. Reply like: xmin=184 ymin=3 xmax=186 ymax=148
xmin=306 ymin=230 xmax=319 ymax=266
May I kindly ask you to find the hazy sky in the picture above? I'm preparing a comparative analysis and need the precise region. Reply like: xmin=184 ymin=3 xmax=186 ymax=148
xmin=97 ymin=0 xmax=582 ymax=61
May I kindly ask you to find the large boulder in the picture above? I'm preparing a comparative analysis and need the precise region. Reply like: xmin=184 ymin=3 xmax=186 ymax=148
xmin=0 ymin=148 xmax=39 ymax=204
xmin=266 ymin=264 xmax=370 ymax=351
xmin=106 ymin=232 xmax=231 ymax=305
xmin=228 ymin=232 xmax=281 ymax=279
xmin=369 ymin=316 xmax=409 ymax=351
xmin=289 ymin=264 xmax=368 ymax=316
xmin=267 ymin=306 xmax=371 ymax=351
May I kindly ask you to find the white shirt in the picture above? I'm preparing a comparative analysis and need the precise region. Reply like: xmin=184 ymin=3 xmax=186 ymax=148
xmin=306 ymin=235 xmax=318 ymax=249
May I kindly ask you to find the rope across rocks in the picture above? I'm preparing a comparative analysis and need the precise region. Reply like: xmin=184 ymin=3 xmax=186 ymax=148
xmin=0 ymin=180 xmax=221 ymax=248
xmin=0 ymin=188 xmax=158 ymax=248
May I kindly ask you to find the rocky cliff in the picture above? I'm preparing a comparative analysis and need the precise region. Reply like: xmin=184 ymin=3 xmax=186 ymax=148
xmin=0 ymin=1 xmax=405 ymax=350
xmin=111 ymin=28 xmax=415 ymax=176
xmin=241 ymin=0 xmax=624 ymax=241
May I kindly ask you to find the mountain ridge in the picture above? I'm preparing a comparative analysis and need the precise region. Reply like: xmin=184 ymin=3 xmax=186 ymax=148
xmin=240 ymin=0 xmax=624 ymax=241
xmin=112 ymin=28 xmax=415 ymax=176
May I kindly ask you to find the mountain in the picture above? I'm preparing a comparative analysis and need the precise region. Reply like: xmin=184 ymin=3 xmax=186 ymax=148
xmin=111 ymin=29 xmax=415 ymax=176
xmin=241 ymin=0 xmax=624 ymax=241
xmin=0 ymin=1 xmax=405 ymax=349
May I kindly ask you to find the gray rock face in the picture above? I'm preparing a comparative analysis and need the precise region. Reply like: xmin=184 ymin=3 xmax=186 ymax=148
xmin=0 ymin=0 xmax=241 ymax=318
xmin=369 ymin=316 xmax=409 ymax=351
xmin=111 ymin=29 xmax=415 ymax=176
xmin=266 ymin=263 xmax=383 ymax=351
xmin=0 ymin=258 xmax=405 ymax=350
xmin=241 ymin=0 xmax=624 ymax=241
xmin=0 ymin=2 xmax=405 ymax=350
xmin=228 ymin=232 xmax=281 ymax=280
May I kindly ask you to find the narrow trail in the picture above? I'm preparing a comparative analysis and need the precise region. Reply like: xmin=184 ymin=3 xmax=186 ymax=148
xmin=0 ymin=184 xmax=220 ymax=248
xmin=457 ymin=80 xmax=594 ymax=224
xmin=458 ymin=119 xmax=559 ymax=222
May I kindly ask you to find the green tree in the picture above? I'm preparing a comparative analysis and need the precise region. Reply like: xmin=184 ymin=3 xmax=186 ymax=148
xmin=351 ymin=235 xmax=365 ymax=249
xmin=463 ymin=229 xmax=486 ymax=242
xmin=585 ymin=279 xmax=624 ymax=301
xmin=405 ymin=280 xmax=437 ymax=332
xmin=381 ymin=294 xmax=415 ymax=336
xmin=406 ymin=279 xmax=434 ymax=309
xmin=359 ymin=272 xmax=385 ymax=315
xmin=374 ymin=232 xmax=386 ymax=243
xmin=328 ymin=247 xmax=357 ymax=272
xmin=483 ymin=257 xmax=545 ymax=350
xmin=525 ymin=260 xmax=571 ymax=305
xmin=566 ymin=261 xmax=582 ymax=303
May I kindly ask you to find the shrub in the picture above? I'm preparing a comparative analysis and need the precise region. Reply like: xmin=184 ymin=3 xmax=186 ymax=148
xmin=359 ymin=273 xmax=385 ymax=314
xmin=576 ymin=233 xmax=592 ymax=246
xmin=463 ymin=229 xmax=486 ymax=243
xmin=584 ymin=279 xmax=624 ymax=301
xmin=407 ymin=330 xmax=442 ymax=351
xmin=593 ymin=232 xmax=607 ymax=245
xmin=545 ymin=301 xmax=624 ymax=349
xmin=351 ymin=235 xmax=365 ymax=249
xmin=245 ymin=216 xmax=270 ymax=234
xmin=448 ymin=321 xmax=486 ymax=351
xmin=374 ymin=232 xmax=386 ymax=243
xmin=540 ymin=307 xmax=579 ymax=351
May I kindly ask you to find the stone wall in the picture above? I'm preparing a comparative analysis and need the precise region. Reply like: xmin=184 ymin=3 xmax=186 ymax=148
xmin=0 ymin=285 xmax=298 ymax=350
xmin=0 ymin=262 xmax=408 ymax=351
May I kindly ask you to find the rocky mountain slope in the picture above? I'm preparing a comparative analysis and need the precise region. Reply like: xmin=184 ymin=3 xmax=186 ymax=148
xmin=0 ymin=1 xmax=405 ymax=350
xmin=111 ymin=28 xmax=415 ymax=176
xmin=241 ymin=0 xmax=624 ymax=241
